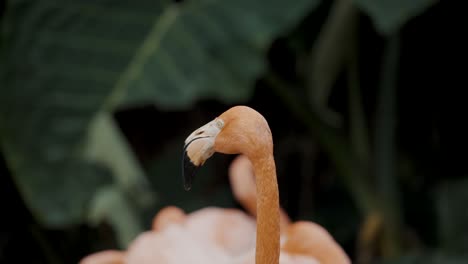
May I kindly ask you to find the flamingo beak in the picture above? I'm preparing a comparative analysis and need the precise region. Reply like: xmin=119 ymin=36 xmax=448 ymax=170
xmin=182 ymin=118 xmax=224 ymax=191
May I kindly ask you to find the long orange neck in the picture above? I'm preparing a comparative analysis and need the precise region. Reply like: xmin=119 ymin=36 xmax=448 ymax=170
xmin=229 ymin=155 xmax=291 ymax=231
xmin=251 ymin=155 xmax=280 ymax=264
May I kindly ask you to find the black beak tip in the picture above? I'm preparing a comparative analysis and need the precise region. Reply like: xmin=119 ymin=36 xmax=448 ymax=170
xmin=182 ymin=148 xmax=199 ymax=191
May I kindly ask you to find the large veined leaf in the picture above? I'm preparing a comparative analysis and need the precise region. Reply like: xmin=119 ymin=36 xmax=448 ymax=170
xmin=0 ymin=0 xmax=320 ymax=227
xmin=353 ymin=0 xmax=438 ymax=35
xmin=0 ymin=0 xmax=163 ymax=227
xmin=116 ymin=0 xmax=321 ymax=108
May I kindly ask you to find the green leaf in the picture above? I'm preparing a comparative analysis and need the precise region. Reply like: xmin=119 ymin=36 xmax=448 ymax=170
xmin=436 ymin=179 xmax=468 ymax=254
xmin=84 ymin=113 xmax=156 ymax=209
xmin=88 ymin=186 xmax=144 ymax=248
xmin=0 ymin=0 xmax=320 ymax=227
xmin=116 ymin=0 xmax=322 ymax=109
xmin=0 ymin=0 xmax=164 ymax=226
xmin=353 ymin=0 xmax=438 ymax=35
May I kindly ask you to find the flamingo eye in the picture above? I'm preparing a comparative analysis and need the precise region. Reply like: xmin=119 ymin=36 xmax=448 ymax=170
xmin=214 ymin=119 xmax=224 ymax=129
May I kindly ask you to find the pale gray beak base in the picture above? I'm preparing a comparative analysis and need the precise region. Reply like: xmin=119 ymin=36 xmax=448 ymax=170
xmin=181 ymin=119 xmax=224 ymax=191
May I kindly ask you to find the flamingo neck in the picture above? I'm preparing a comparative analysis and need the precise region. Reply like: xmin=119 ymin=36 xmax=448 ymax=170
xmin=251 ymin=155 xmax=280 ymax=264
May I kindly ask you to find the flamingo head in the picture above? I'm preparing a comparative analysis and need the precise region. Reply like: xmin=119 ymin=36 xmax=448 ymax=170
xmin=182 ymin=106 xmax=272 ymax=191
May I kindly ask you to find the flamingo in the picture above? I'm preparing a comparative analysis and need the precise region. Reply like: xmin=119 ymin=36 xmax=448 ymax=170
xmin=81 ymin=193 xmax=256 ymax=264
xmin=228 ymin=155 xmax=291 ymax=231
xmin=80 ymin=105 xmax=350 ymax=264
xmin=80 ymin=156 xmax=258 ymax=264
xmin=182 ymin=105 xmax=350 ymax=264
xmin=228 ymin=154 xmax=350 ymax=263
xmin=152 ymin=205 xmax=257 ymax=255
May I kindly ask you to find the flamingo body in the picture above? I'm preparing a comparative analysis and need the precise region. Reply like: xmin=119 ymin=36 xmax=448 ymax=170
xmin=80 ymin=106 xmax=350 ymax=264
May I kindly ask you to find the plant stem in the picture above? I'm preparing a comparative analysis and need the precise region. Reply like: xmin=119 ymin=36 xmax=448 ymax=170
xmin=306 ymin=0 xmax=359 ymax=126
xmin=347 ymin=35 xmax=370 ymax=165
xmin=265 ymin=73 xmax=377 ymax=214
xmin=374 ymin=34 xmax=403 ymax=257
xmin=29 ymin=224 xmax=62 ymax=264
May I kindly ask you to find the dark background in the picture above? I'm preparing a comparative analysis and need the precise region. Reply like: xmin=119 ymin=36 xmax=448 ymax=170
xmin=1 ymin=0 xmax=468 ymax=263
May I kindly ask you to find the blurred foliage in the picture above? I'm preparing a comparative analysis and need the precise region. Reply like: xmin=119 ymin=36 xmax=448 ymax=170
xmin=0 ymin=0 xmax=318 ymax=227
xmin=353 ymin=0 xmax=437 ymax=35
xmin=0 ymin=0 xmax=318 ymax=241
xmin=1 ymin=0 xmax=468 ymax=263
